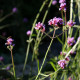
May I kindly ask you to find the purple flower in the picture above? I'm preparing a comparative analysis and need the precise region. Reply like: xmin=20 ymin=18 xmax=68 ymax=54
xmin=58 ymin=60 xmax=67 ymax=69
xmin=6 ymin=66 xmax=11 ymax=70
xmin=48 ymin=19 xmax=53 ymax=25
xmin=67 ymin=20 xmax=76 ymax=27
xmin=68 ymin=77 xmax=72 ymax=80
xmin=23 ymin=18 xmax=28 ymax=23
xmin=59 ymin=0 xmax=66 ymax=3
xmin=5 ymin=37 xmax=15 ymax=46
xmin=52 ymin=0 xmax=57 ymax=5
xmin=59 ymin=3 xmax=66 ymax=11
xmin=67 ymin=37 xmax=76 ymax=46
xmin=60 ymin=51 xmax=66 ymax=56
xmin=0 ymin=56 xmax=4 ymax=61
xmin=35 ymin=22 xmax=45 ymax=32
xmin=48 ymin=17 xmax=63 ymax=27
xmin=26 ymin=30 xmax=31 ymax=36
xmin=12 ymin=7 xmax=18 ymax=13
xmin=65 ymin=57 xmax=70 ymax=61
xmin=70 ymin=51 xmax=76 ymax=55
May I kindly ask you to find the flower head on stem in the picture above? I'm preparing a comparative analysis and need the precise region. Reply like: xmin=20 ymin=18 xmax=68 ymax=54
xmin=67 ymin=20 xmax=76 ymax=27
xmin=26 ymin=30 xmax=31 ymax=36
xmin=58 ymin=59 xmax=67 ymax=69
xmin=5 ymin=37 xmax=16 ymax=79
xmin=67 ymin=37 xmax=76 ymax=46
xmin=52 ymin=0 xmax=57 ymax=5
xmin=35 ymin=22 xmax=45 ymax=32
xmin=48 ymin=17 xmax=63 ymax=27
xmin=59 ymin=3 xmax=66 ymax=11
xmin=59 ymin=0 xmax=66 ymax=3
xmin=0 ymin=56 xmax=4 ymax=61
xmin=12 ymin=7 xmax=18 ymax=13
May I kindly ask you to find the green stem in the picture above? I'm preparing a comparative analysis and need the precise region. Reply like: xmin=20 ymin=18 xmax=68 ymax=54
xmin=68 ymin=0 xmax=73 ymax=37
xmin=39 ymin=68 xmax=61 ymax=80
xmin=11 ymin=48 xmax=16 ymax=79
xmin=0 ymin=12 xmax=13 ymax=22
xmin=32 ymin=30 xmax=41 ymax=61
xmin=35 ymin=29 xmax=56 ymax=80
xmin=22 ymin=0 xmax=48 ymax=78
xmin=65 ymin=39 xmax=80 ymax=58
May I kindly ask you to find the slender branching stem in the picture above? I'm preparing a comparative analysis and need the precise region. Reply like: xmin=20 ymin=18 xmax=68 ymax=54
xmin=22 ymin=0 xmax=48 ymax=78
xmin=35 ymin=29 xmax=56 ymax=80
xmin=10 ymin=47 xmax=16 ymax=80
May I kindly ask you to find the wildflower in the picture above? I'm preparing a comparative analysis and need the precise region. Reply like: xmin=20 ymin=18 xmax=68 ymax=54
xmin=48 ymin=17 xmax=63 ymax=27
xmin=59 ymin=3 xmax=66 ymax=11
xmin=0 ymin=56 xmax=4 ymax=61
xmin=23 ymin=18 xmax=28 ymax=23
xmin=26 ymin=30 xmax=31 ymax=36
xmin=67 ymin=37 xmax=76 ymax=46
xmin=60 ymin=51 xmax=66 ymax=56
xmin=59 ymin=0 xmax=66 ymax=3
xmin=67 ymin=20 xmax=76 ymax=27
xmin=5 ymin=37 xmax=15 ymax=46
xmin=52 ymin=0 xmax=57 ymax=5
xmin=48 ymin=19 xmax=53 ymax=25
xmin=65 ymin=57 xmax=70 ymax=61
xmin=12 ymin=7 xmax=18 ymax=13
xmin=35 ymin=22 xmax=45 ymax=32
xmin=6 ymin=66 xmax=11 ymax=70
xmin=58 ymin=60 xmax=67 ymax=69
xmin=68 ymin=77 xmax=72 ymax=80
xmin=70 ymin=51 xmax=76 ymax=55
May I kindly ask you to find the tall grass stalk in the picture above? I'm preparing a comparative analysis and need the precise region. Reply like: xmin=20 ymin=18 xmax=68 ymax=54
xmin=10 ymin=47 xmax=16 ymax=80
xmin=30 ymin=0 xmax=53 ymax=75
xmin=22 ymin=0 xmax=48 ymax=78
xmin=68 ymin=0 xmax=73 ymax=37
xmin=35 ymin=28 xmax=56 ymax=80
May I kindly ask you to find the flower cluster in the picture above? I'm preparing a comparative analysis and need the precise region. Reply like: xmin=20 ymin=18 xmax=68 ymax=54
xmin=48 ymin=17 xmax=63 ymax=27
xmin=0 ymin=56 xmax=4 ymax=61
xmin=65 ymin=57 xmax=70 ymax=61
xmin=6 ymin=66 xmax=11 ymax=70
xmin=67 ymin=37 xmax=76 ymax=46
xmin=26 ymin=30 xmax=31 ymax=36
xmin=60 ymin=52 xmax=70 ymax=61
xmin=58 ymin=60 xmax=67 ymax=69
xmin=60 ymin=51 xmax=66 ymax=56
xmin=59 ymin=0 xmax=66 ymax=11
xmin=35 ymin=22 xmax=45 ymax=32
xmin=59 ymin=0 xmax=66 ymax=3
xmin=12 ymin=7 xmax=18 ymax=13
xmin=5 ymin=37 xmax=15 ymax=47
xmin=67 ymin=20 xmax=76 ymax=27
xmin=52 ymin=0 xmax=57 ymax=5
xmin=70 ymin=51 xmax=76 ymax=55
xmin=68 ymin=77 xmax=72 ymax=80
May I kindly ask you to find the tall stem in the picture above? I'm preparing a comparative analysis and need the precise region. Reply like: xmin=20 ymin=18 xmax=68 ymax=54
xmin=11 ymin=48 xmax=16 ymax=79
xmin=35 ymin=29 xmax=56 ymax=80
xmin=68 ymin=0 xmax=73 ymax=37
xmin=22 ymin=0 xmax=48 ymax=78
xmin=65 ymin=12 xmax=67 ymax=25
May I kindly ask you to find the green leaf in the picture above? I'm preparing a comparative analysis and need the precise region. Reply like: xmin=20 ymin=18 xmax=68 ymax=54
xmin=37 ymin=59 xmax=40 ymax=72
xmin=49 ymin=62 xmax=57 ymax=71
xmin=31 ymin=34 xmax=37 ymax=37
xmin=57 ymin=37 xmax=63 ymax=45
